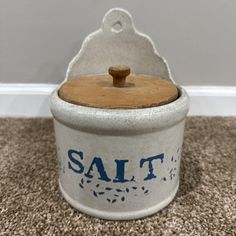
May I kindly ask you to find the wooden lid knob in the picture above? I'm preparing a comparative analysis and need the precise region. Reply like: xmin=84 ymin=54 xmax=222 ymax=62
xmin=108 ymin=65 xmax=131 ymax=87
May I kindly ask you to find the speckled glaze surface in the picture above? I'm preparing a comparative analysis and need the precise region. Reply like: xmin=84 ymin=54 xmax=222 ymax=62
xmin=50 ymin=8 xmax=189 ymax=220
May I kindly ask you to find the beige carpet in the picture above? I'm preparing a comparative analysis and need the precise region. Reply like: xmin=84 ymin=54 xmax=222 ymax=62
xmin=0 ymin=117 xmax=235 ymax=236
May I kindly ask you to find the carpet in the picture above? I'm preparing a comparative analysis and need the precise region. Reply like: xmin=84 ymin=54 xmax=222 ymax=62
xmin=0 ymin=117 xmax=235 ymax=235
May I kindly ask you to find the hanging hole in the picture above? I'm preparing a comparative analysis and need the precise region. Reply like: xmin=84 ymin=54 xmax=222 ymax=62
xmin=111 ymin=21 xmax=123 ymax=33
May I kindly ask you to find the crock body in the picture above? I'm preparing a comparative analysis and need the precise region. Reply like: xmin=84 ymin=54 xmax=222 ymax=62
xmin=50 ymin=87 xmax=189 ymax=220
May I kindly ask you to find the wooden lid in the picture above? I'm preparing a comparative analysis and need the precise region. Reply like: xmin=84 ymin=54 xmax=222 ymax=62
xmin=59 ymin=66 xmax=178 ymax=109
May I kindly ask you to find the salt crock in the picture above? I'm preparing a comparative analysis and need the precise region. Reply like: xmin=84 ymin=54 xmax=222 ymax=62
xmin=50 ymin=8 xmax=189 ymax=220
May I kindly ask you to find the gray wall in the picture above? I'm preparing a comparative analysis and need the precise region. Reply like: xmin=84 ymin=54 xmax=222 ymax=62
xmin=0 ymin=0 xmax=236 ymax=85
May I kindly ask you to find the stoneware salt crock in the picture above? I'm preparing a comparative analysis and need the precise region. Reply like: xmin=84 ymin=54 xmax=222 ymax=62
xmin=50 ymin=8 xmax=189 ymax=220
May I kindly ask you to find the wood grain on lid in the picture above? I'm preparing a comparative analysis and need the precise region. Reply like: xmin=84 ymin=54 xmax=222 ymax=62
xmin=59 ymin=66 xmax=178 ymax=109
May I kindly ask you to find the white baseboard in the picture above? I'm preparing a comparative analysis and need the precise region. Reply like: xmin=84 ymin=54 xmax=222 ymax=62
xmin=0 ymin=83 xmax=235 ymax=117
